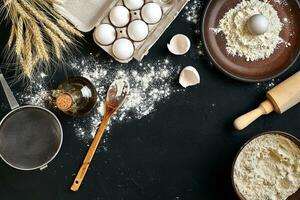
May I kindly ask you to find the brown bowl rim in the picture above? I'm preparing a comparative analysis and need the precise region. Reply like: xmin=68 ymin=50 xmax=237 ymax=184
xmin=231 ymin=131 xmax=300 ymax=200
xmin=201 ymin=0 xmax=300 ymax=83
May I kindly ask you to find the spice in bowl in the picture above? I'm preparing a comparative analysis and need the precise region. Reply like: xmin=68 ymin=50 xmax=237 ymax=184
xmin=233 ymin=133 xmax=300 ymax=200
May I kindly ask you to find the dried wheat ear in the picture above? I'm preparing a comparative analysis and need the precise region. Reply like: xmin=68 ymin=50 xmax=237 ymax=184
xmin=2 ymin=0 xmax=83 ymax=78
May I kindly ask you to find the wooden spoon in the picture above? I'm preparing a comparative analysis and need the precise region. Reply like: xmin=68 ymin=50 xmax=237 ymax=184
xmin=70 ymin=79 xmax=130 ymax=192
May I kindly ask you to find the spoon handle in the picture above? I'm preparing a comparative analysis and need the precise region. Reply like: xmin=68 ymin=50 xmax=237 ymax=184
xmin=71 ymin=113 xmax=111 ymax=192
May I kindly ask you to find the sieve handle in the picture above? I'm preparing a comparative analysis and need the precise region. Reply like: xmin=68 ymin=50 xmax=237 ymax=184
xmin=0 ymin=73 xmax=19 ymax=110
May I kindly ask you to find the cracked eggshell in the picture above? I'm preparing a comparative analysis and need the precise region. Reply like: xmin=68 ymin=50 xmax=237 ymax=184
xmin=112 ymin=38 xmax=134 ymax=60
xmin=179 ymin=66 xmax=200 ymax=88
xmin=94 ymin=24 xmax=116 ymax=45
xmin=141 ymin=3 xmax=162 ymax=24
xmin=109 ymin=6 xmax=130 ymax=27
xmin=123 ymin=0 xmax=144 ymax=10
xmin=167 ymin=34 xmax=191 ymax=55
xmin=127 ymin=20 xmax=149 ymax=41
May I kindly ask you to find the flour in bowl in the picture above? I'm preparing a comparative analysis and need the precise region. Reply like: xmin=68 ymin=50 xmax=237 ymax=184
xmin=234 ymin=134 xmax=300 ymax=200
xmin=211 ymin=0 xmax=286 ymax=61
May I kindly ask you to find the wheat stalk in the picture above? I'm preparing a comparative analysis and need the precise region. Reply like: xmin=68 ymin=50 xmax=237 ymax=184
xmin=57 ymin=19 xmax=83 ymax=37
xmin=33 ymin=0 xmax=82 ymax=37
xmin=1 ymin=0 xmax=83 ymax=78
xmin=30 ymin=21 xmax=49 ymax=61
xmin=34 ymin=0 xmax=64 ymax=20
xmin=12 ymin=1 xmax=31 ymax=20
xmin=15 ymin=17 xmax=24 ymax=57
xmin=44 ymin=25 xmax=65 ymax=59
xmin=20 ymin=0 xmax=71 ymax=43
xmin=22 ymin=27 xmax=33 ymax=76
xmin=23 ymin=25 xmax=32 ymax=57
xmin=8 ymin=22 xmax=16 ymax=48
xmin=4 ymin=0 xmax=13 ymax=7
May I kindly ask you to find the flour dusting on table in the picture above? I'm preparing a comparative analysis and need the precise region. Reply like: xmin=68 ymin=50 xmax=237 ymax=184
xmin=70 ymin=56 xmax=181 ymax=144
xmin=183 ymin=0 xmax=204 ymax=24
xmin=15 ymin=56 xmax=181 ymax=149
xmin=183 ymin=0 xmax=204 ymax=56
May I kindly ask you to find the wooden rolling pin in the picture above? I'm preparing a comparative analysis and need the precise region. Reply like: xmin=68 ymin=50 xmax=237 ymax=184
xmin=234 ymin=71 xmax=300 ymax=130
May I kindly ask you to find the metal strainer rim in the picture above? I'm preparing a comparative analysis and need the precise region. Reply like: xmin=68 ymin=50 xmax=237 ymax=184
xmin=0 ymin=105 xmax=63 ymax=170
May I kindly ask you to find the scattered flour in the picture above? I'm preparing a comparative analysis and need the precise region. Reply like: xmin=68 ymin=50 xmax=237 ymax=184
xmin=15 ymin=56 xmax=182 ymax=149
xmin=182 ymin=0 xmax=204 ymax=24
xmin=16 ymin=72 xmax=49 ymax=106
xmin=254 ymin=75 xmax=295 ymax=92
xmin=182 ymin=0 xmax=204 ymax=56
xmin=234 ymin=134 xmax=300 ymax=200
xmin=256 ymin=78 xmax=281 ymax=90
xmin=211 ymin=0 xmax=285 ymax=61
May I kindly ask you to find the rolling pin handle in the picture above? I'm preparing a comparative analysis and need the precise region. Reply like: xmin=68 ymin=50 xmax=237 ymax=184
xmin=234 ymin=100 xmax=274 ymax=130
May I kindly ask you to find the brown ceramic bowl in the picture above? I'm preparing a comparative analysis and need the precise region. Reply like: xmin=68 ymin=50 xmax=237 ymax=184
xmin=232 ymin=131 xmax=300 ymax=200
xmin=202 ymin=0 xmax=300 ymax=82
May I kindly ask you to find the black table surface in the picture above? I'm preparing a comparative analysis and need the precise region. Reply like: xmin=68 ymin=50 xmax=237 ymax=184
xmin=0 ymin=1 xmax=299 ymax=200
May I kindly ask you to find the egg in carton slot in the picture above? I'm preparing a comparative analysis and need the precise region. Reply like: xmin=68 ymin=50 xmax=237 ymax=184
xmin=54 ymin=0 xmax=190 ymax=63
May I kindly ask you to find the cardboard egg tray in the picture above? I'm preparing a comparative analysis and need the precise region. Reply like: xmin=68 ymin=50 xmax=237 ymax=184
xmin=54 ymin=0 xmax=189 ymax=63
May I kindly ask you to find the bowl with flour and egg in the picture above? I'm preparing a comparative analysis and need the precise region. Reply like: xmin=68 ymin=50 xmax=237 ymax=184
xmin=202 ymin=0 xmax=300 ymax=82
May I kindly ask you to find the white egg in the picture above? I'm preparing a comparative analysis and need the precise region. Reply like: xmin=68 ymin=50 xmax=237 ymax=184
xmin=94 ymin=24 xmax=116 ymax=45
xmin=247 ymin=14 xmax=269 ymax=35
xmin=109 ymin=6 xmax=130 ymax=27
xmin=123 ymin=0 xmax=144 ymax=10
xmin=127 ymin=20 xmax=149 ymax=41
xmin=112 ymin=38 xmax=134 ymax=60
xmin=141 ymin=3 xmax=162 ymax=24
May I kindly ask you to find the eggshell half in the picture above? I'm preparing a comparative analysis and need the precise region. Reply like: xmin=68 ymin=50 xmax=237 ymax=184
xmin=179 ymin=66 xmax=200 ymax=88
xmin=167 ymin=34 xmax=191 ymax=55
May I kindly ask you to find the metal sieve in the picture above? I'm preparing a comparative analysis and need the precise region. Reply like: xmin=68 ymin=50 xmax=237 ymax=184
xmin=0 ymin=73 xmax=63 ymax=170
